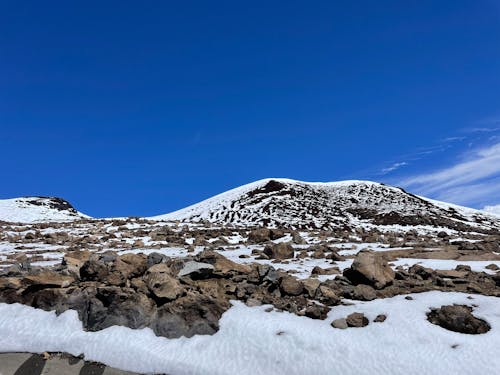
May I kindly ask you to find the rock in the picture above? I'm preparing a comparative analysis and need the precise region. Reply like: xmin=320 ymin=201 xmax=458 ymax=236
xmin=352 ymin=284 xmax=377 ymax=301
xmin=331 ymin=318 xmax=348 ymax=329
xmin=145 ymin=264 xmax=184 ymax=300
xmin=346 ymin=312 xmax=369 ymax=327
xmin=291 ymin=231 xmax=306 ymax=244
xmin=152 ymin=292 xmax=229 ymax=338
xmin=62 ymin=251 xmax=91 ymax=276
xmin=178 ymin=261 xmax=214 ymax=279
xmin=147 ymin=252 xmax=168 ymax=267
xmin=246 ymin=298 xmax=262 ymax=307
xmin=279 ymin=276 xmax=304 ymax=296
xmin=374 ymin=314 xmax=387 ymax=323
xmin=302 ymin=278 xmax=321 ymax=298
xmin=427 ymin=305 xmax=490 ymax=334
xmin=263 ymin=243 xmax=295 ymax=260
xmin=455 ymin=265 xmax=472 ymax=272
xmin=248 ymin=228 xmax=271 ymax=243
xmin=115 ymin=253 xmax=147 ymax=278
xmin=24 ymin=272 xmax=75 ymax=288
xmin=88 ymin=287 xmax=156 ymax=330
xmin=311 ymin=266 xmax=340 ymax=276
xmin=269 ymin=228 xmax=285 ymax=240
xmin=304 ymin=304 xmax=330 ymax=320
xmin=317 ymin=285 xmax=340 ymax=305
xmin=437 ymin=231 xmax=449 ymax=238
xmin=485 ymin=264 xmax=499 ymax=271
xmin=435 ymin=270 xmax=468 ymax=279
xmin=0 ymin=277 xmax=23 ymax=290
xmin=196 ymin=250 xmax=251 ymax=276
xmin=343 ymin=250 xmax=395 ymax=289
xmin=79 ymin=258 xmax=108 ymax=282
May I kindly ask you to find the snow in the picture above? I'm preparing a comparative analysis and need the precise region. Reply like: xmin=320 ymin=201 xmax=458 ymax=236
xmin=0 ymin=197 xmax=89 ymax=223
xmin=148 ymin=178 xmax=500 ymax=233
xmin=151 ymin=179 xmax=393 ymax=222
xmin=392 ymin=258 xmax=500 ymax=274
xmin=0 ymin=291 xmax=499 ymax=375
xmin=483 ymin=204 xmax=500 ymax=217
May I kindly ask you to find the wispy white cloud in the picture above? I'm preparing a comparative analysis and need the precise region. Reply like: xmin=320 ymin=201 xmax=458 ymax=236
xmin=483 ymin=204 xmax=500 ymax=216
xmin=400 ymin=142 xmax=500 ymax=207
xmin=381 ymin=162 xmax=407 ymax=175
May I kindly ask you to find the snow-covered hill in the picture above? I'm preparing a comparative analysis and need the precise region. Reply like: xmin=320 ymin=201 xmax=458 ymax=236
xmin=0 ymin=197 xmax=90 ymax=223
xmin=153 ymin=178 xmax=500 ymax=232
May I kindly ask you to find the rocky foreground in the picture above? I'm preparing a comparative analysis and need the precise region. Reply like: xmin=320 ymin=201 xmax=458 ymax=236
xmin=1 ymin=222 xmax=499 ymax=340
xmin=1 ymin=181 xmax=500 ymax=374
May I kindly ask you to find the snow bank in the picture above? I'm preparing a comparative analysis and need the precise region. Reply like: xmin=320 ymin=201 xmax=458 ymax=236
xmin=0 ymin=291 xmax=499 ymax=375
xmin=0 ymin=197 xmax=89 ymax=223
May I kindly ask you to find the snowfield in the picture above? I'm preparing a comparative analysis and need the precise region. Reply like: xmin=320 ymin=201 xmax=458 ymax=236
xmin=0 ymin=291 xmax=498 ymax=375
xmin=0 ymin=197 xmax=89 ymax=223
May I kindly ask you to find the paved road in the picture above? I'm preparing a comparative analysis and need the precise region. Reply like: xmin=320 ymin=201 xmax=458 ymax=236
xmin=0 ymin=353 xmax=141 ymax=375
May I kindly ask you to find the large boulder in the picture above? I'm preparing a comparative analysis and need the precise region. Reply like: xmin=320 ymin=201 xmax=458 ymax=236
xmin=343 ymin=250 xmax=395 ymax=289
xmin=263 ymin=243 xmax=295 ymax=260
xmin=24 ymin=272 xmax=75 ymax=288
xmin=196 ymin=250 xmax=251 ymax=276
xmin=427 ymin=305 xmax=490 ymax=334
xmin=152 ymin=292 xmax=229 ymax=338
xmin=280 ymin=276 xmax=304 ymax=296
xmin=145 ymin=263 xmax=184 ymax=300
xmin=248 ymin=228 xmax=271 ymax=243
xmin=178 ymin=261 xmax=214 ymax=278
xmin=248 ymin=228 xmax=285 ymax=243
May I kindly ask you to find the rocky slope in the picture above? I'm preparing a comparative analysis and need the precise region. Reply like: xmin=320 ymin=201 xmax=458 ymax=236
xmin=0 ymin=197 xmax=90 ymax=223
xmin=153 ymin=178 xmax=500 ymax=233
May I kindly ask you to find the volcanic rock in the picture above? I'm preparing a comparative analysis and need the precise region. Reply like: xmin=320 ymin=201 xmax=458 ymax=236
xmin=343 ymin=250 xmax=395 ymax=289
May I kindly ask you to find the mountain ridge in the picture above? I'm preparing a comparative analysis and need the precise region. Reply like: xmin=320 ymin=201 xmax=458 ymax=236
xmin=152 ymin=178 xmax=500 ymax=233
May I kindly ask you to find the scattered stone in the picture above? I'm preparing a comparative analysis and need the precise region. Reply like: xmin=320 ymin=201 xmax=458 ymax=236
xmin=346 ymin=312 xmax=369 ymax=327
xmin=485 ymin=264 xmax=499 ymax=271
xmin=331 ymin=318 xmax=348 ymax=329
xmin=373 ymin=314 xmax=387 ymax=323
xmin=427 ymin=305 xmax=490 ymax=334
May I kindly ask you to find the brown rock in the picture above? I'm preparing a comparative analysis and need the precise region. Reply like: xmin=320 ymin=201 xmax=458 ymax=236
xmin=485 ymin=264 xmax=499 ymax=271
xmin=311 ymin=266 xmax=340 ymax=276
xmin=343 ymin=250 xmax=395 ymax=289
xmin=197 ymin=250 xmax=251 ymax=276
xmin=248 ymin=228 xmax=271 ymax=243
xmin=302 ymin=278 xmax=320 ymax=298
xmin=145 ymin=264 xmax=184 ymax=300
xmin=427 ymin=305 xmax=490 ymax=334
xmin=346 ymin=312 xmax=369 ymax=327
xmin=264 ymin=243 xmax=295 ymax=260
xmin=280 ymin=276 xmax=304 ymax=296
xmin=317 ymin=285 xmax=340 ymax=305
xmin=352 ymin=284 xmax=377 ymax=301
xmin=374 ymin=314 xmax=387 ymax=323
xmin=24 ymin=272 xmax=75 ymax=288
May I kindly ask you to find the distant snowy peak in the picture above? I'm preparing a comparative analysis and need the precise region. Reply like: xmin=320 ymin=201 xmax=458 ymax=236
xmin=0 ymin=197 xmax=90 ymax=223
xmin=483 ymin=204 xmax=500 ymax=217
xmin=153 ymin=178 xmax=500 ymax=232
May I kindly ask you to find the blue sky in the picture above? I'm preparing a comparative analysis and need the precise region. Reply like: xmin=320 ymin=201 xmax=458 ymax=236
xmin=1 ymin=1 xmax=500 ymax=217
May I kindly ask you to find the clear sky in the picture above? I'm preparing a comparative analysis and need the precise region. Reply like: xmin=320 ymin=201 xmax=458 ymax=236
xmin=1 ymin=1 xmax=500 ymax=217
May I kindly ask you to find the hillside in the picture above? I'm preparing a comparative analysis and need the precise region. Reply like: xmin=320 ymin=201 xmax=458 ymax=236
xmin=153 ymin=178 xmax=500 ymax=233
